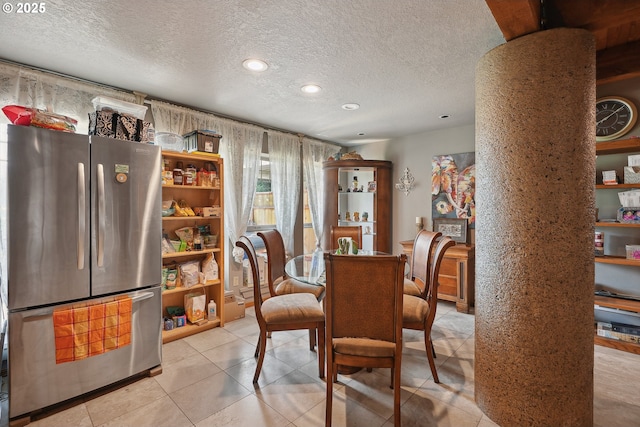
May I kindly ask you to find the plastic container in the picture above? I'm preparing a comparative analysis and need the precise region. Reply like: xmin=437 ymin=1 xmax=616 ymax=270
xmin=91 ymin=96 xmax=148 ymax=120
xmin=156 ymin=132 xmax=184 ymax=152
xmin=626 ymin=245 xmax=640 ymax=260
xmin=208 ymin=300 xmax=217 ymax=321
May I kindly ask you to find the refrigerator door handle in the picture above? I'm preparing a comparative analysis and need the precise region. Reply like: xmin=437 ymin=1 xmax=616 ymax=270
xmin=77 ymin=162 xmax=85 ymax=270
xmin=21 ymin=291 xmax=156 ymax=320
xmin=97 ymin=163 xmax=105 ymax=267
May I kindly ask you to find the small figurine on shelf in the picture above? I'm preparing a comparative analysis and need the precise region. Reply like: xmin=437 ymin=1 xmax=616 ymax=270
xmin=345 ymin=211 xmax=351 ymax=221
xmin=359 ymin=185 xmax=364 ymax=192
xmin=352 ymin=176 xmax=359 ymax=191
xmin=362 ymin=212 xmax=369 ymax=222
xmin=338 ymin=184 xmax=343 ymax=192
xmin=353 ymin=211 xmax=360 ymax=222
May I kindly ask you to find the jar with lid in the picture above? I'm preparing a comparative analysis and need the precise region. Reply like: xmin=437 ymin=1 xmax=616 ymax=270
xmin=185 ymin=164 xmax=197 ymax=186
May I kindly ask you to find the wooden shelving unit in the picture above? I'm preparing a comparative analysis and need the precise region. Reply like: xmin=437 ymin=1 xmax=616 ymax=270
xmin=161 ymin=150 xmax=225 ymax=343
xmin=322 ymin=159 xmax=392 ymax=253
xmin=594 ymin=137 xmax=640 ymax=354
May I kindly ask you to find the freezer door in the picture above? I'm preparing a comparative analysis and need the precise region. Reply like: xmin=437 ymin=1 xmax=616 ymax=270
xmin=90 ymin=137 xmax=161 ymax=296
xmin=7 ymin=125 xmax=90 ymax=310
xmin=8 ymin=287 xmax=162 ymax=418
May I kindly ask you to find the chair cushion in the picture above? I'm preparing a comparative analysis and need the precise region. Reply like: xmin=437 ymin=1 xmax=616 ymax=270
xmin=333 ymin=337 xmax=396 ymax=358
xmin=403 ymin=278 xmax=422 ymax=296
xmin=261 ymin=293 xmax=325 ymax=324
xmin=275 ymin=277 xmax=325 ymax=300
xmin=403 ymin=294 xmax=429 ymax=323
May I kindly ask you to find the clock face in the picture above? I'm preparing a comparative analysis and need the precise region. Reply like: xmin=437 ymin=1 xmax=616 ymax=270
xmin=596 ymin=96 xmax=637 ymax=142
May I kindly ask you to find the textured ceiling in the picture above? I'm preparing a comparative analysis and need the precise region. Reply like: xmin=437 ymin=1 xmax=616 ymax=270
xmin=0 ymin=0 xmax=505 ymax=146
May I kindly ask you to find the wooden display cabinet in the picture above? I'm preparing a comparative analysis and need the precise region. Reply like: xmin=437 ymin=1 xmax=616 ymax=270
xmin=594 ymin=137 xmax=640 ymax=354
xmin=322 ymin=159 xmax=392 ymax=253
xmin=399 ymin=240 xmax=475 ymax=313
xmin=161 ymin=151 xmax=225 ymax=343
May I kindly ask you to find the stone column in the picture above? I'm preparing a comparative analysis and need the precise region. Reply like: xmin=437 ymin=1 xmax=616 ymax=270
xmin=475 ymin=28 xmax=595 ymax=427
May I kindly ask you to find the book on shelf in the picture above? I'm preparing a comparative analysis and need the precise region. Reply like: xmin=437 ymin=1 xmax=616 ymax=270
xmin=597 ymin=322 xmax=640 ymax=343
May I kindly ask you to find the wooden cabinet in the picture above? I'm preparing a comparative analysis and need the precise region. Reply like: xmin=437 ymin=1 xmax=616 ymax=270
xmin=322 ymin=160 xmax=392 ymax=253
xmin=161 ymin=151 xmax=225 ymax=343
xmin=594 ymin=137 xmax=640 ymax=354
xmin=399 ymin=240 xmax=475 ymax=313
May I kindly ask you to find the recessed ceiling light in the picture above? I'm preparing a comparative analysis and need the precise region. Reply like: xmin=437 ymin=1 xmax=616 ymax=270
xmin=301 ymin=84 xmax=322 ymax=94
xmin=242 ymin=59 xmax=269 ymax=72
xmin=439 ymin=114 xmax=450 ymax=119
xmin=342 ymin=103 xmax=360 ymax=111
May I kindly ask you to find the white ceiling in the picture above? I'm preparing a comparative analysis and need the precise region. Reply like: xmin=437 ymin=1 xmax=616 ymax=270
xmin=0 ymin=0 xmax=505 ymax=146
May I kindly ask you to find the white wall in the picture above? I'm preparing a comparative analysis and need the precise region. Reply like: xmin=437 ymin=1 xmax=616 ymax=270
xmin=353 ymin=124 xmax=475 ymax=254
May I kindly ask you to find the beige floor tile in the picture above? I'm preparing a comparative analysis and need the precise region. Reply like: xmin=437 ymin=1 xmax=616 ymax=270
xmin=84 ymin=377 xmax=166 ymax=426
xmin=254 ymin=370 xmax=326 ymax=422
xmin=27 ymin=403 xmax=93 ymax=427
xmin=182 ymin=326 xmax=239 ymax=353
xmin=162 ymin=339 xmax=200 ymax=366
xmin=201 ymin=337 xmax=256 ymax=370
xmin=269 ymin=336 xmax=321 ymax=370
xmin=295 ymin=386 xmax=387 ymax=427
xmin=397 ymin=389 xmax=482 ymax=427
xmin=98 ymin=395 xmax=192 ymax=427
xmin=169 ymin=371 xmax=251 ymax=424
xmin=224 ymin=352 xmax=296 ymax=390
xmin=195 ymin=394 xmax=289 ymax=427
xmin=155 ymin=353 xmax=222 ymax=394
xmin=334 ymin=368 xmax=413 ymax=421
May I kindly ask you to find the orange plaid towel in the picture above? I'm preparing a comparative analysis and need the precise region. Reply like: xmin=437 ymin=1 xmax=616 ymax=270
xmin=53 ymin=296 xmax=132 ymax=364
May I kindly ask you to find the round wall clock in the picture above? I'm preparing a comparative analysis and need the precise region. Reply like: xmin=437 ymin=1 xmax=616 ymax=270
xmin=595 ymin=96 xmax=637 ymax=142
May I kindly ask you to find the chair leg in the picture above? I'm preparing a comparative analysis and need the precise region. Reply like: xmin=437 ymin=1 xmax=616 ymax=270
xmin=325 ymin=334 xmax=332 ymax=427
xmin=317 ymin=322 xmax=325 ymax=378
xmin=253 ymin=329 xmax=268 ymax=383
xmin=425 ymin=329 xmax=439 ymax=383
xmin=254 ymin=335 xmax=260 ymax=358
xmin=309 ymin=328 xmax=317 ymax=351
xmin=393 ymin=356 xmax=401 ymax=427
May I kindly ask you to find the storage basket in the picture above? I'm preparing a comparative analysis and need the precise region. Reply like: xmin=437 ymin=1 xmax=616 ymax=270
xmin=183 ymin=130 xmax=221 ymax=154
xmin=617 ymin=207 xmax=640 ymax=223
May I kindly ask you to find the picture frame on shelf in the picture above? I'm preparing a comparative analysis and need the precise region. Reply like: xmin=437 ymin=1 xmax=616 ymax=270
xmin=367 ymin=181 xmax=377 ymax=192
xmin=433 ymin=218 xmax=467 ymax=244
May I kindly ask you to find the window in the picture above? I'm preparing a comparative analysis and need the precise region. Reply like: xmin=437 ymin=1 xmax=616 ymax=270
xmin=248 ymin=154 xmax=276 ymax=229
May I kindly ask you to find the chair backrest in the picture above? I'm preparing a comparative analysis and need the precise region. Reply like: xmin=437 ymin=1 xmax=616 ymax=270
xmin=324 ymin=253 xmax=406 ymax=344
xmin=257 ymin=229 xmax=287 ymax=297
xmin=329 ymin=226 xmax=363 ymax=251
xmin=425 ymin=236 xmax=456 ymax=321
xmin=410 ymin=230 xmax=442 ymax=295
xmin=235 ymin=236 xmax=266 ymax=324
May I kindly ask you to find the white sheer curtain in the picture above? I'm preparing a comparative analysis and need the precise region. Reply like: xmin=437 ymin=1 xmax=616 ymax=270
xmin=302 ymin=137 xmax=340 ymax=249
xmin=268 ymin=132 xmax=301 ymax=256
xmin=0 ymin=62 xmax=137 ymax=133
xmin=220 ymin=123 xmax=264 ymax=263
xmin=149 ymin=99 xmax=219 ymax=134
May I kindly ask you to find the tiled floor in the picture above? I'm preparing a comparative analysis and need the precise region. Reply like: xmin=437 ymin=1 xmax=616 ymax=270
xmin=2 ymin=301 xmax=640 ymax=426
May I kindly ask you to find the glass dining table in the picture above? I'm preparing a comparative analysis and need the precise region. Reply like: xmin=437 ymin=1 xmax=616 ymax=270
xmin=284 ymin=250 xmax=386 ymax=286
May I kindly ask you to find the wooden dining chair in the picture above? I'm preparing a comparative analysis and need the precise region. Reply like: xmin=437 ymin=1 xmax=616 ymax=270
xmin=403 ymin=230 xmax=442 ymax=297
xmin=258 ymin=230 xmax=325 ymax=301
xmin=236 ymin=236 xmax=325 ymax=383
xmin=403 ymin=236 xmax=455 ymax=384
xmin=323 ymin=252 xmax=406 ymax=427
xmin=258 ymin=229 xmax=325 ymax=350
xmin=329 ymin=225 xmax=362 ymax=251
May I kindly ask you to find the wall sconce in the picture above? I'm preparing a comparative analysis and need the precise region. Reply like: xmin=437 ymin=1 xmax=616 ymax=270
xmin=395 ymin=167 xmax=415 ymax=196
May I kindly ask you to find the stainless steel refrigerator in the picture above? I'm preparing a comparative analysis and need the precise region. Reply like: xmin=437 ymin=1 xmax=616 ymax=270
xmin=1 ymin=124 xmax=162 ymax=419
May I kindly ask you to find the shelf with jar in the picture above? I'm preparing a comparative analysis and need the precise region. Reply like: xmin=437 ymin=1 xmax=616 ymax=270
xmin=594 ymin=137 xmax=640 ymax=354
xmin=161 ymin=150 xmax=224 ymax=343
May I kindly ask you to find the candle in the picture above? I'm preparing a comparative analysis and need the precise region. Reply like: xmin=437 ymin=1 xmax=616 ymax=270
xmin=416 ymin=216 xmax=422 ymax=225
